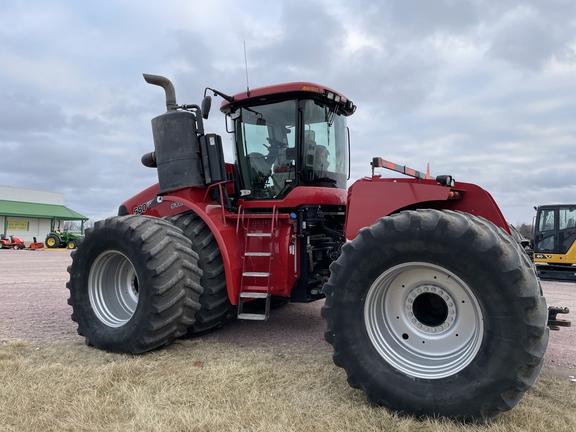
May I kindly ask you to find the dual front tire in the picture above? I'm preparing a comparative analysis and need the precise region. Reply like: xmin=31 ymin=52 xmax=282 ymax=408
xmin=167 ymin=212 xmax=233 ymax=334
xmin=67 ymin=215 xmax=203 ymax=354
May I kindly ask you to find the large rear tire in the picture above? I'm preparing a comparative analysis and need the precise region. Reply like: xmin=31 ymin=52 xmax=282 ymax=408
xmin=322 ymin=209 xmax=548 ymax=422
xmin=46 ymin=235 xmax=60 ymax=248
xmin=167 ymin=211 xmax=233 ymax=334
xmin=66 ymin=215 xmax=203 ymax=354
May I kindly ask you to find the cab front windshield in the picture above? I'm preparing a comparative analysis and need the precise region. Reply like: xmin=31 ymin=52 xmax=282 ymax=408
xmin=235 ymin=99 xmax=348 ymax=199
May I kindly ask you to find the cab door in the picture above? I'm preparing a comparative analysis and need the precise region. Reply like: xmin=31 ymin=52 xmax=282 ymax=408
xmin=558 ymin=205 xmax=576 ymax=256
xmin=534 ymin=206 xmax=557 ymax=253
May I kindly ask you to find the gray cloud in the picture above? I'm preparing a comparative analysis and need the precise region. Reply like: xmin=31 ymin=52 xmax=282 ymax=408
xmin=375 ymin=0 xmax=479 ymax=39
xmin=486 ymin=15 xmax=573 ymax=70
xmin=0 ymin=0 xmax=575 ymax=226
xmin=0 ymin=93 xmax=66 ymax=133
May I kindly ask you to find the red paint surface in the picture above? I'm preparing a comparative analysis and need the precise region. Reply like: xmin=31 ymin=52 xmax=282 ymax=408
xmin=121 ymin=175 xmax=508 ymax=303
xmin=345 ymin=176 xmax=509 ymax=240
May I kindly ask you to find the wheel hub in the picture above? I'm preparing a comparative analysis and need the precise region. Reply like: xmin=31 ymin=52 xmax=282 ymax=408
xmin=406 ymin=286 xmax=455 ymax=334
xmin=88 ymin=250 xmax=139 ymax=328
xmin=364 ymin=262 xmax=484 ymax=379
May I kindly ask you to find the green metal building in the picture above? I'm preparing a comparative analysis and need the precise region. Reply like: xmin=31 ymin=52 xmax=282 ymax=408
xmin=0 ymin=185 xmax=88 ymax=245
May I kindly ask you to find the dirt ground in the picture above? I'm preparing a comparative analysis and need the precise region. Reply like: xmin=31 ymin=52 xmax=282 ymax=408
xmin=0 ymin=248 xmax=574 ymax=378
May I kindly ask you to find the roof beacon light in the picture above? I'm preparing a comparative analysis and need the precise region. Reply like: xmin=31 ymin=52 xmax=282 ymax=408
xmin=301 ymin=85 xmax=320 ymax=92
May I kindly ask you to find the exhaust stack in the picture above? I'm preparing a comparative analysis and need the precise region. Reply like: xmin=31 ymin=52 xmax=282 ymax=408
xmin=143 ymin=73 xmax=178 ymax=111
xmin=143 ymin=73 xmax=205 ymax=194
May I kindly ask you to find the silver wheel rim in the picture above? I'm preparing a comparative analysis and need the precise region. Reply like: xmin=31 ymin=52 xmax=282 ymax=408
xmin=89 ymin=250 xmax=139 ymax=327
xmin=364 ymin=262 xmax=484 ymax=379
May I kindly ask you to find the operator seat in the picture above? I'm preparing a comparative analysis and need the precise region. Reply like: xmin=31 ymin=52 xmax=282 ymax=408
xmin=247 ymin=152 xmax=272 ymax=195
xmin=314 ymin=145 xmax=330 ymax=173
xmin=248 ymin=152 xmax=272 ymax=176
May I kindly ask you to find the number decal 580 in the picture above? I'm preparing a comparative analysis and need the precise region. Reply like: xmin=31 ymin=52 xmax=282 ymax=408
xmin=133 ymin=203 xmax=148 ymax=215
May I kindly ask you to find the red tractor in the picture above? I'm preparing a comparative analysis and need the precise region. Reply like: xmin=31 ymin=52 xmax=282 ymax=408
xmin=67 ymin=74 xmax=549 ymax=422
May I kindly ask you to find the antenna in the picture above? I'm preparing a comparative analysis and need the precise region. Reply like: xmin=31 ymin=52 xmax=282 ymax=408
xmin=244 ymin=41 xmax=250 ymax=97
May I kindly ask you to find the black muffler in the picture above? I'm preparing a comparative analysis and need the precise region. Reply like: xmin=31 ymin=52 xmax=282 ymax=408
xmin=143 ymin=73 xmax=205 ymax=194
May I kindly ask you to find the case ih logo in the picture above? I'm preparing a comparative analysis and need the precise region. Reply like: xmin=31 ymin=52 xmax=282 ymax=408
xmin=535 ymin=254 xmax=552 ymax=259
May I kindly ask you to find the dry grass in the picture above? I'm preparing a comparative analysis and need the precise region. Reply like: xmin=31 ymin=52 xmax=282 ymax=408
xmin=1 ymin=338 xmax=575 ymax=432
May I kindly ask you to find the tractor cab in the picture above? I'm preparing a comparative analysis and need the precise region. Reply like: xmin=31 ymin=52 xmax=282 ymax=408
xmin=219 ymin=83 xmax=355 ymax=200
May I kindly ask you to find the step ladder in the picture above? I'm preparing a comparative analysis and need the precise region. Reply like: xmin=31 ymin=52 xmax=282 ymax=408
xmin=237 ymin=207 xmax=278 ymax=321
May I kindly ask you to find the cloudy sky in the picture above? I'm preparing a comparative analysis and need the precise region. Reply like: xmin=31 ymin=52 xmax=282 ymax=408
xmin=1 ymin=0 xmax=575 ymax=225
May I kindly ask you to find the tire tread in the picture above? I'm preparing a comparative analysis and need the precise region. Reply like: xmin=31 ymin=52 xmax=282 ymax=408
xmin=322 ymin=209 xmax=549 ymax=422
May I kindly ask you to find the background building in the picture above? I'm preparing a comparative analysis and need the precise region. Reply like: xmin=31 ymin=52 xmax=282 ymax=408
xmin=0 ymin=185 xmax=88 ymax=246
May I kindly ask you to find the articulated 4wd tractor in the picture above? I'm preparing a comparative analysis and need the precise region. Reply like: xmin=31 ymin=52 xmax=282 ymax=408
xmin=67 ymin=74 xmax=550 ymax=422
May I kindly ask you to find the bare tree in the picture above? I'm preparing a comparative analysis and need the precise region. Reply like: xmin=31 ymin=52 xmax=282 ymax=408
xmin=517 ymin=223 xmax=533 ymax=240
xmin=63 ymin=221 xmax=81 ymax=231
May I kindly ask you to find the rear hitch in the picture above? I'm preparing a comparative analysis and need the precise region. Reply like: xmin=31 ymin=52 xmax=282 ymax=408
xmin=547 ymin=306 xmax=571 ymax=331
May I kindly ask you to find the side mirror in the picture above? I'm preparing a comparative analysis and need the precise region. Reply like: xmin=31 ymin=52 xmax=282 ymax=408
xmin=435 ymin=175 xmax=455 ymax=187
xmin=201 ymin=96 xmax=212 ymax=120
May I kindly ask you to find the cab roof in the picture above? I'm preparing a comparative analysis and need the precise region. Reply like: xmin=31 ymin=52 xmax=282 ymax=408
xmin=219 ymin=82 xmax=355 ymax=116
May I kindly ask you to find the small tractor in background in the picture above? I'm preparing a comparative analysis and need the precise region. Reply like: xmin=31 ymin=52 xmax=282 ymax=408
xmin=46 ymin=225 xmax=83 ymax=249
xmin=0 ymin=234 xmax=26 ymax=249
xmin=67 ymin=74 xmax=555 ymax=422
xmin=533 ymin=204 xmax=576 ymax=281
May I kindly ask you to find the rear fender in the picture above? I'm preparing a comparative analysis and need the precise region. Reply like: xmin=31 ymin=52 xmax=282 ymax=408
xmin=159 ymin=193 xmax=242 ymax=304
xmin=345 ymin=177 xmax=509 ymax=240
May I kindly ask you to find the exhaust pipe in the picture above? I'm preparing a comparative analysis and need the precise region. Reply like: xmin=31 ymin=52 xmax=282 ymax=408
xmin=143 ymin=73 xmax=178 ymax=111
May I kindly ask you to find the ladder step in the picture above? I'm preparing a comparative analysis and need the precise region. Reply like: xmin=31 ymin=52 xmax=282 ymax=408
xmin=242 ymin=272 xmax=270 ymax=277
xmin=238 ymin=313 xmax=268 ymax=321
xmin=241 ymin=285 xmax=270 ymax=293
xmin=240 ymin=292 xmax=269 ymax=299
xmin=247 ymin=232 xmax=272 ymax=237
xmin=245 ymin=252 xmax=272 ymax=257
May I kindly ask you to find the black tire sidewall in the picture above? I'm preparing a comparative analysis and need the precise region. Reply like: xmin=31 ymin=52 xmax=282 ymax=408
xmin=326 ymin=212 xmax=543 ymax=417
xmin=168 ymin=212 xmax=233 ymax=334
xmin=69 ymin=223 xmax=161 ymax=352
xmin=46 ymin=235 xmax=60 ymax=248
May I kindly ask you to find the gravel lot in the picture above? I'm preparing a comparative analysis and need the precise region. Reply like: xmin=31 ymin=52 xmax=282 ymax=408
xmin=1 ymin=248 xmax=574 ymax=377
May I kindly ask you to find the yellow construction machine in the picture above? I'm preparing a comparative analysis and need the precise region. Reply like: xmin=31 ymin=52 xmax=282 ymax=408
xmin=533 ymin=204 xmax=576 ymax=281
